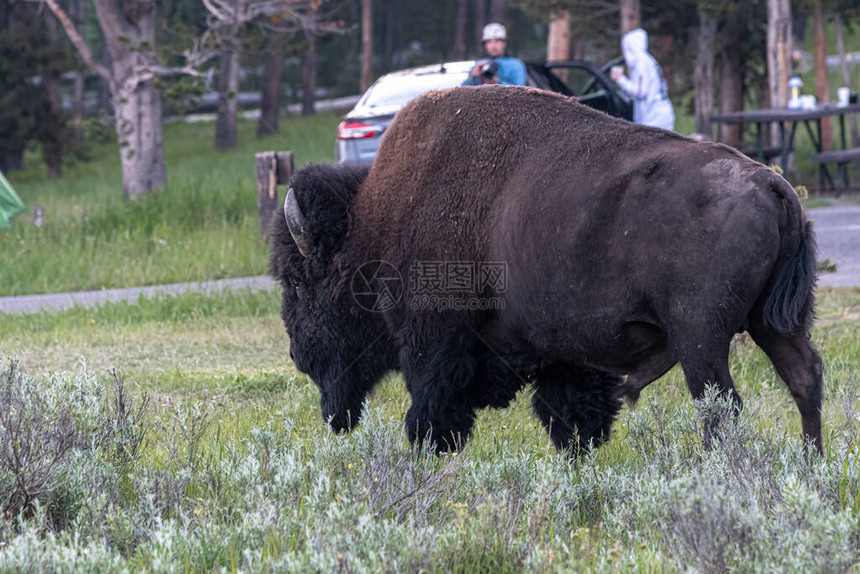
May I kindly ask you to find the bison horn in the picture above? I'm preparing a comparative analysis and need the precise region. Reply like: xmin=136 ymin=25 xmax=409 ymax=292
xmin=284 ymin=188 xmax=311 ymax=258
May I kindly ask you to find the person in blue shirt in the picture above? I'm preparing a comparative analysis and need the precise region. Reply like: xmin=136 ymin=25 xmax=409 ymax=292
xmin=463 ymin=23 xmax=527 ymax=86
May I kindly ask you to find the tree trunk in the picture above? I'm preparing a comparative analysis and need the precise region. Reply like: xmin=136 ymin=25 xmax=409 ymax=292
xmin=548 ymin=10 xmax=570 ymax=83
xmin=547 ymin=10 xmax=570 ymax=61
xmin=694 ymin=9 xmax=716 ymax=136
xmin=98 ymin=44 xmax=112 ymax=115
xmin=41 ymin=11 xmax=64 ymax=178
xmin=767 ymin=0 xmax=792 ymax=145
xmin=596 ymin=45 xmax=609 ymax=68
xmin=473 ymin=0 xmax=486 ymax=54
xmin=571 ymin=36 xmax=584 ymax=60
xmin=41 ymin=70 xmax=63 ymax=178
xmin=455 ymin=0 xmax=468 ymax=60
xmin=361 ymin=0 xmax=373 ymax=92
xmin=258 ymin=43 xmax=285 ymax=137
xmin=114 ymin=78 xmax=166 ymax=199
xmin=215 ymin=46 xmax=240 ymax=149
xmin=720 ymin=51 xmax=743 ymax=146
xmin=834 ymin=12 xmax=859 ymax=146
xmin=384 ymin=0 xmax=397 ymax=70
xmin=92 ymin=0 xmax=166 ymax=197
xmin=813 ymin=0 xmax=831 ymax=151
xmin=45 ymin=0 xmax=167 ymax=197
xmin=620 ymin=0 xmax=641 ymax=36
xmin=655 ymin=36 xmax=674 ymax=90
xmin=72 ymin=72 xmax=85 ymax=139
xmin=302 ymin=31 xmax=317 ymax=116
xmin=488 ymin=0 xmax=506 ymax=25
xmin=98 ymin=76 xmax=111 ymax=114
xmin=71 ymin=0 xmax=86 ymax=141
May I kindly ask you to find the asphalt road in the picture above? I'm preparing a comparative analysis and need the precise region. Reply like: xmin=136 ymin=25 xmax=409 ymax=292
xmin=809 ymin=205 xmax=860 ymax=288
xmin=0 ymin=205 xmax=857 ymax=315
xmin=0 ymin=275 xmax=277 ymax=315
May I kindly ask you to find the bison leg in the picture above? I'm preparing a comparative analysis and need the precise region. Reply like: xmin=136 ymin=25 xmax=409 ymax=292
xmin=747 ymin=325 xmax=824 ymax=454
xmin=675 ymin=336 xmax=743 ymax=449
xmin=401 ymin=342 xmax=479 ymax=452
xmin=677 ymin=344 xmax=740 ymax=402
xmin=532 ymin=363 xmax=623 ymax=454
xmin=469 ymin=355 xmax=533 ymax=410
xmin=621 ymin=350 xmax=676 ymax=405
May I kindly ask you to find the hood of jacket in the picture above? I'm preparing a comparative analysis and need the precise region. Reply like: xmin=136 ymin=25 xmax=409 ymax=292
xmin=621 ymin=28 xmax=648 ymax=65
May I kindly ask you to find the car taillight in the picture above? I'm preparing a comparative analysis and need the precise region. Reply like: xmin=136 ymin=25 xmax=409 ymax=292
xmin=337 ymin=121 xmax=382 ymax=140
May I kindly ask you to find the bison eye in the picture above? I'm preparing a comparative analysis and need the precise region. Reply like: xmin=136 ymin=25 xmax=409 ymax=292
xmin=290 ymin=278 xmax=306 ymax=296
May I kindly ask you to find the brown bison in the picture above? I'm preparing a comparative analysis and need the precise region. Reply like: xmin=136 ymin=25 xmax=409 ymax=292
xmin=270 ymin=85 xmax=823 ymax=454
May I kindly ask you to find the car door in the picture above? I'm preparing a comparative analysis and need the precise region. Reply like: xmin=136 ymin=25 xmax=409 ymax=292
xmin=533 ymin=61 xmax=632 ymax=121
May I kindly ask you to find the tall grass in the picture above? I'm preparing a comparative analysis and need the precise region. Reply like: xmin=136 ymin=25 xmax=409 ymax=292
xmin=0 ymin=358 xmax=857 ymax=572
xmin=1 ymin=113 xmax=341 ymax=296
xmin=0 ymin=287 xmax=858 ymax=571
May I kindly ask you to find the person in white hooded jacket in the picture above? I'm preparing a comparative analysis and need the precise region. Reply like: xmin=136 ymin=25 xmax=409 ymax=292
xmin=611 ymin=28 xmax=675 ymax=131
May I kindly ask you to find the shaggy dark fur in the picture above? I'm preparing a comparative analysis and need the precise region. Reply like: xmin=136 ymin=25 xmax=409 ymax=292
xmin=269 ymin=163 xmax=399 ymax=432
xmin=270 ymin=86 xmax=824 ymax=455
xmin=532 ymin=363 xmax=624 ymax=453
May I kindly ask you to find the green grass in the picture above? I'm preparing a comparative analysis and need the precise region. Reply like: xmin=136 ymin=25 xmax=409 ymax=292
xmin=0 ymin=113 xmax=341 ymax=296
xmin=0 ymin=287 xmax=858 ymax=571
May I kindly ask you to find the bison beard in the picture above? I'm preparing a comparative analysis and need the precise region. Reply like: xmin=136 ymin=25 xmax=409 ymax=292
xmin=270 ymin=86 xmax=824 ymax=455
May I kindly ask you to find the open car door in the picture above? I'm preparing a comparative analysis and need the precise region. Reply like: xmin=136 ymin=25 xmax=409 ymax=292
xmin=540 ymin=60 xmax=633 ymax=122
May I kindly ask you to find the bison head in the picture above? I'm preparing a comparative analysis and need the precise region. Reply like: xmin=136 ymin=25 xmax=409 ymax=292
xmin=269 ymin=163 xmax=398 ymax=433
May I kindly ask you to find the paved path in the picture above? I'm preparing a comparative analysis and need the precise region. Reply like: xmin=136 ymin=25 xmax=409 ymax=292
xmin=0 ymin=275 xmax=276 ymax=315
xmin=809 ymin=205 xmax=860 ymax=288
xmin=0 ymin=206 xmax=857 ymax=315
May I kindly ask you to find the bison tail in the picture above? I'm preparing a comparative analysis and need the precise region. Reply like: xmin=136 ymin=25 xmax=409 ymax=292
xmin=762 ymin=220 xmax=817 ymax=335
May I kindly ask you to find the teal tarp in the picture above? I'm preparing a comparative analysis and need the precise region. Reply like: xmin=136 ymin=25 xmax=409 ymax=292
xmin=0 ymin=170 xmax=25 ymax=229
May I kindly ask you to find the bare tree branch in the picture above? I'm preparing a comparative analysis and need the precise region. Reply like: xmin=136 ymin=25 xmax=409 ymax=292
xmin=35 ymin=0 xmax=219 ymax=99
xmin=36 ymin=0 xmax=112 ymax=86
xmin=36 ymin=0 xmax=343 ymax=112
xmin=204 ymin=0 xmax=349 ymax=36
xmin=202 ymin=0 xmax=240 ymax=24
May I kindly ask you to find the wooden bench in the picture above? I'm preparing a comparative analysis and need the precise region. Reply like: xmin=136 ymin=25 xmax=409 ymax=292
xmin=810 ymin=147 xmax=860 ymax=190
xmin=810 ymin=147 xmax=860 ymax=164
xmin=740 ymin=145 xmax=783 ymax=162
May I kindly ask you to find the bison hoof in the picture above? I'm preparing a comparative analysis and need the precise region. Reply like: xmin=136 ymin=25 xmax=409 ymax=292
xmin=409 ymin=428 xmax=467 ymax=453
xmin=326 ymin=410 xmax=360 ymax=434
xmin=405 ymin=420 xmax=468 ymax=453
xmin=405 ymin=403 xmax=475 ymax=453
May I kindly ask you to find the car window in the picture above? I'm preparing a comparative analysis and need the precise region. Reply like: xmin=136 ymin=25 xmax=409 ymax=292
xmin=362 ymin=71 xmax=470 ymax=108
xmin=550 ymin=68 xmax=605 ymax=97
xmin=527 ymin=65 xmax=574 ymax=96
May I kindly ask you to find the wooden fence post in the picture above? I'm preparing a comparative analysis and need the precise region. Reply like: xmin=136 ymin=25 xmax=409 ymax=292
xmin=255 ymin=150 xmax=294 ymax=236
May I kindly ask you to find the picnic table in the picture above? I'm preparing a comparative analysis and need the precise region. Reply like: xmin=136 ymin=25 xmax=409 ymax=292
xmin=710 ymin=103 xmax=860 ymax=190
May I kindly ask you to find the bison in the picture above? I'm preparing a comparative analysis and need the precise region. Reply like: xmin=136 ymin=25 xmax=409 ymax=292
xmin=270 ymin=85 xmax=823 ymax=454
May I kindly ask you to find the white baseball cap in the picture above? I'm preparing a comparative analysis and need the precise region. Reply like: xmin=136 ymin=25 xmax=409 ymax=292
xmin=482 ymin=23 xmax=507 ymax=42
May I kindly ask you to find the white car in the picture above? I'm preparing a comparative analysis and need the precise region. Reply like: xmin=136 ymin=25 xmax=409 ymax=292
xmin=335 ymin=59 xmax=632 ymax=163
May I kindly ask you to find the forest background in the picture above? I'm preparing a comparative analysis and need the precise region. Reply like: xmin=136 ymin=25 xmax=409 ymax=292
xmin=3 ymin=0 xmax=860 ymax=198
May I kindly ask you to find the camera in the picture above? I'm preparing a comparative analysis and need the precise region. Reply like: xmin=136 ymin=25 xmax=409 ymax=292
xmin=478 ymin=58 xmax=499 ymax=81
